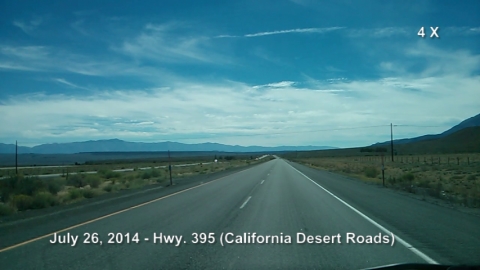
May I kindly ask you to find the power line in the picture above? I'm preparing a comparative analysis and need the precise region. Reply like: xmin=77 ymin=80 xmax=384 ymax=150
xmin=395 ymin=124 xmax=446 ymax=128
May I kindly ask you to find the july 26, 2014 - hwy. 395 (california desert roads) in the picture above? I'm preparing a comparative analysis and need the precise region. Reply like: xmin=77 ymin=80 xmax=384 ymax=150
xmin=49 ymin=231 xmax=395 ymax=247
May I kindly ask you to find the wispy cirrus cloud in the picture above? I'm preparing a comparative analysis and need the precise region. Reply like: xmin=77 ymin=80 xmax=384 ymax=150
xmin=53 ymin=78 xmax=88 ymax=90
xmin=13 ymin=17 xmax=44 ymax=35
xmin=253 ymin=81 xmax=295 ymax=88
xmin=443 ymin=26 xmax=480 ymax=36
xmin=117 ymin=22 xmax=233 ymax=65
xmin=347 ymin=27 xmax=410 ymax=38
xmin=216 ymin=27 xmax=345 ymax=38
xmin=0 ymin=44 xmax=180 ymax=82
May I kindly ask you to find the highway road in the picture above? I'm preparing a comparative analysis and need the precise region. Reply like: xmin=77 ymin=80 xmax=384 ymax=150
xmin=0 ymin=158 xmax=479 ymax=269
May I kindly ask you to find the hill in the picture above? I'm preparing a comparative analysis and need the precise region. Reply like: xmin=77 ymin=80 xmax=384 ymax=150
xmin=281 ymin=126 xmax=480 ymax=159
xmin=395 ymin=126 xmax=480 ymax=154
xmin=0 ymin=139 xmax=336 ymax=154
xmin=373 ymin=113 xmax=480 ymax=146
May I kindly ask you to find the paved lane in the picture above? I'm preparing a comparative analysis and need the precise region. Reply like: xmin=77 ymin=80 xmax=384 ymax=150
xmin=0 ymin=158 xmax=477 ymax=269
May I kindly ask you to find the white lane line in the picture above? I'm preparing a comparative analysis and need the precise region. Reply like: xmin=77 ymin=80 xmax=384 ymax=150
xmin=288 ymin=164 xmax=439 ymax=265
xmin=240 ymin=196 xmax=252 ymax=209
xmin=261 ymin=180 xmax=265 ymax=185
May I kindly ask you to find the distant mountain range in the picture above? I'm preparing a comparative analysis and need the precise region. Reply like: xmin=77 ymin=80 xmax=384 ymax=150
xmin=372 ymin=113 xmax=480 ymax=146
xmin=1 ymin=113 xmax=478 ymax=155
xmin=0 ymin=140 xmax=336 ymax=154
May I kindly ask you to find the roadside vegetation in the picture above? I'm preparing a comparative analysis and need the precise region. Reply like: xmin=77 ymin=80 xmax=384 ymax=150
xmin=0 ymin=155 xmax=260 ymax=178
xmin=288 ymin=153 xmax=480 ymax=208
xmin=0 ymin=156 xmax=271 ymax=216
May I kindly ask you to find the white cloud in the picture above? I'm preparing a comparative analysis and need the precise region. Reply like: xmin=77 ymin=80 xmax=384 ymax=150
xmin=118 ymin=22 xmax=232 ymax=64
xmin=245 ymin=27 xmax=344 ymax=37
xmin=71 ymin=20 xmax=90 ymax=36
xmin=405 ymin=42 xmax=480 ymax=77
xmin=0 ymin=44 xmax=180 ymax=82
xmin=1 ymin=62 xmax=478 ymax=147
xmin=13 ymin=18 xmax=43 ymax=35
xmin=253 ymin=81 xmax=295 ymax=88
xmin=53 ymin=78 xmax=88 ymax=90
xmin=1 ymin=28 xmax=479 ymax=147
xmin=347 ymin=27 xmax=410 ymax=38
xmin=443 ymin=26 xmax=480 ymax=36
xmin=216 ymin=27 xmax=344 ymax=38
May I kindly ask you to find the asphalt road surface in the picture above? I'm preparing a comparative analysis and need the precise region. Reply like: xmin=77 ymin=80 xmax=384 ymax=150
xmin=0 ymin=158 xmax=479 ymax=269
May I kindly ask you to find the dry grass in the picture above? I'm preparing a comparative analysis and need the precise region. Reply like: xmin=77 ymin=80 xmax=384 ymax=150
xmin=0 ymin=158 xmax=260 ymax=178
xmin=0 ymin=157 xmax=272 ymax=215
xmin=290 ymin=153 xmax=480 ymax=208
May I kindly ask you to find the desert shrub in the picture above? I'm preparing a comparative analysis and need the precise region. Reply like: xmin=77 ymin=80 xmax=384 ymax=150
xmin=0 ymin=203 xmax=15 ymax=216
xmin=68 ymin=189 xmax=84 ymax=200
xmin=85 ymin=175 xmax=101 ymax=188
xmin=450 ymin=175 xmax=464 ymax=180
xmin=32 ymin=192 xmax=59 ymax=209
xmin=103 ymin=185 xmax=113 ymax=192
xmin=47 ymin=178 xmax=66 ymax=195
xmin=0 ymin=176 xmax=17 ymax=202
xmin=11 ymin=194 xmax=34 ymax=211
xmin=101 ymin=170 xmax=121 ymax=179
xmin=82 ymin=189 xmax=96 ymax=199
xmin=67 ymin=174 xmax=86 ymax=188
xmin=417 ymin=180 xmax=430 ymax=188
xmin=129 ymin=179 xmax=145 ymax=189
xmin=150 ymin=169 xmax=160 ymax=178
xmin=16 ymin=176 xmax=47 ymax=196
xmin=364 ymin=166 xmax=379 ymax=178
xmin=466 ymin=175 xmax=476 ymax=181
xmin=401 ymin=173 xmax=415 ymax=182
xmin=0 ymin=175 xmax=48 ymax=202
xmin=142 ymin=171 xmax=152 ymax=179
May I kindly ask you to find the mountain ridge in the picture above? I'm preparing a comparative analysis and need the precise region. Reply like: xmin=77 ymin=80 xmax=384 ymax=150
xmin=372 ymin=113 xmax=480 ymax=146
xmin=0 ymin=140 xmax=336 ymax=154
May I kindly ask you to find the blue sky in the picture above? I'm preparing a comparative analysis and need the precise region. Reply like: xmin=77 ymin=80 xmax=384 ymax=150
xmin=1 ymin=0 xmax=479 ymax=147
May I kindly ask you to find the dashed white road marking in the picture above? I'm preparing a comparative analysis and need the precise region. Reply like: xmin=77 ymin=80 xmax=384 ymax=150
xmin=240 ymin=196 xmax=252 ymax=209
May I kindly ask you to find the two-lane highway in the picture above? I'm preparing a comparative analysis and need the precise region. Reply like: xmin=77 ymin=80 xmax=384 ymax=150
xmin=0 ymin=158 xmax=479 ymax=269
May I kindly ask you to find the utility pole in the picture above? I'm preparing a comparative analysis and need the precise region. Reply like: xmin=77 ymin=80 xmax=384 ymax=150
xmin=168 ymin=150 xmax=172 ymax=186
xmin=390 ymin=123 xmax=394 ymax=162
xmin=381 ymin=153 xmax=385 ymax=187
xmin=15 ymin=140 xmax=18 ymax=175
